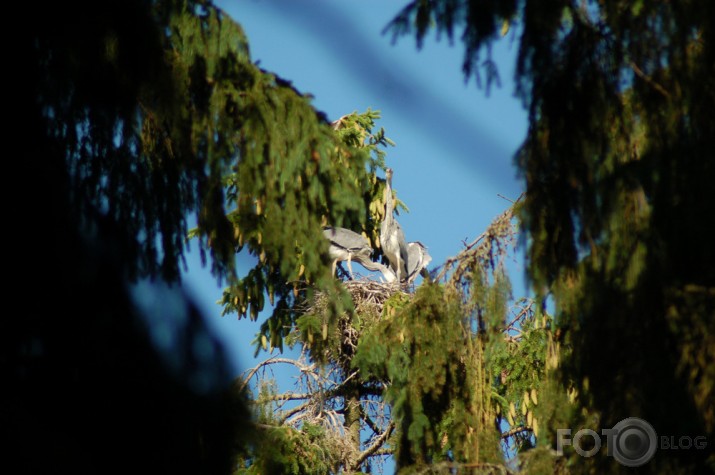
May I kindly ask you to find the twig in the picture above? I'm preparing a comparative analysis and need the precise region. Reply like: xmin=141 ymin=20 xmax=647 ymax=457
xmin=366 ymin=448 xmax=393 ymax=457
xmin=501 ymin=425 xmax=532 ymax=439
xmin=414 ymin=461 xmax=510 ymax=474
xmin=505 ymin=300 xmax=533 ymax=332
xmin=324 ymin=410 xmax=343 ymax=433
xmin=237 ymin=356 xmax=316 ymax=392
xmin=629 ymin=61 xmax=671 ymax=98
xmin=435 ymin=193 xmax=523 ymax=282
xmin=254 ymin=392 xmax=312 ymax=403
xmin=360 ymin=406 xmax=384 ymax=436
xmin=497 ymin=193 xmax=515 ymax=203
xmin=435 ymin=230 xmax=488 ymax=281
xmin=280 ymin=400 xmax=312 ymax=423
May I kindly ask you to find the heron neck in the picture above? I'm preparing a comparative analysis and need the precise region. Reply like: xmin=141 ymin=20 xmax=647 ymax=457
xmin=384 ymin=179 xmax=394 ymax=217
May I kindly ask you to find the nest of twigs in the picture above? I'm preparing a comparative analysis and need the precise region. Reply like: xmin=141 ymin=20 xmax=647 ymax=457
xmin=300 ymin=277 xmax=410 ymax=367
xmin=342 ymin=278 xmax=403 ymax=317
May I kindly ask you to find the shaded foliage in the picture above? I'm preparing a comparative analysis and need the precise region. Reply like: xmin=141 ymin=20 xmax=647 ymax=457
xmin=3 ymin=1 xmax=294 ymax=473
xmin=14 ymin=0 xmax=713 ymax=473
xmin=20 ymin=0 xmax=388 ymax=355
xmin=10 ymin=0 xmax=408 ymax=427
xmin=3 ymin=208 xmax=250 ymax=474
xmin=389 ymin=0 xmax=715 ymax=472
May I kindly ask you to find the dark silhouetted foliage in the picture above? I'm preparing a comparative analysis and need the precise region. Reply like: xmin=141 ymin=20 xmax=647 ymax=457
xmin=389 ymin=0 xmax=715 ymax=472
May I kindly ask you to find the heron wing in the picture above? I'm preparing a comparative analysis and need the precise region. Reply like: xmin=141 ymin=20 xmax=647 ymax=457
xmin=406 ymin=242 xmax=421 ymax=277
xmin=324 ymin=226 xmax=370 ymax=252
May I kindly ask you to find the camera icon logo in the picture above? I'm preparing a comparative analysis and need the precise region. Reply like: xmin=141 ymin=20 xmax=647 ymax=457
xmin=602 ymin=417 xmax=658 ymax=467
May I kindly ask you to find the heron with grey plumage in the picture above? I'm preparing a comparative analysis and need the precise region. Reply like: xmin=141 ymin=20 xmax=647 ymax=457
xmin=380 ymin=168 xmax=409 ymax=283
xmin=323 ymin=226 xmax=396 ymax=282
xmin=406 ymin=241 xmax=432 ymax=284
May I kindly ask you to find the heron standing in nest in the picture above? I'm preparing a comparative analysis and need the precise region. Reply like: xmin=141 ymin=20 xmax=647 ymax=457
xmin=406 ymin=241 xmax=432 ymax=283
xmin=380 ymin=168 xmax=409 ymax=282
xmin=323 ymin=226 xmax=396 ymax=282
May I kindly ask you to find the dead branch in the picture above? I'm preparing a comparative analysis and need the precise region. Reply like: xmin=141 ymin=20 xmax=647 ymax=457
xmin=353 ymin=421 xmax=395 ymax=468
xmin=414 ymin=461 xmax=510 ymax=475
xmin=629 ymin=60 xmax=671 ymax=98
xmin=505 ymin=300 xmax=534 ymax=332
xmin=366 ymin=448 xmax=393 ymax=457
xmin=254 ymin=392 xmax=312 ymax=403
xmin=242 ymin=278 xmax=404 ymax=473
xmin=501 ymin=425 xmax=532 ymax=439
xmin=435 ymin=194 xmax=523 ymax=283
xmin=360 ymin=406 xmax=384 ymax=436
xmin=237 ymin=356 xmax=316 ymax=392
xmin=279 ymin=400 xmax=312 ymax=423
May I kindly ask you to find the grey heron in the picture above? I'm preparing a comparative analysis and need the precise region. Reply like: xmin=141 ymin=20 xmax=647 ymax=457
xmin=379 ymin=168 xmax=409 ymax=282
xmin=406 ymin=241 xmax=432 ymax=283
xmin=323 ymin=226 xmax=396 ymax=282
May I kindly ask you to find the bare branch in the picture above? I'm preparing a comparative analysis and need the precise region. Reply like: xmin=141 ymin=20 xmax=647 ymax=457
xmin=366 ymin=448 xmax=393 ymax=457
xmin=629 ymin=61 xmax=671 ymax=98
xmin=501 ymin=425 xmax=532 ymax=439
xmin=236 ymin=356 xmax=316 ymax=392
xmin=414 ymin=461 xmax=509 ymax=474
xmin=497 ymin=193 xmax=515 ymax=203
xmin=359 ymin=406 xmax=384 ymax=436
xmin=505 ymin=300 xmax=534 ymax=332
xmin=279 ymin=400 xmax=312 ymax=423
xmin=354 ymin=422 xmax=395 ymax=468
xmin=254 ymin=392 xmax=312 ymax=403
xmin=284 ymin=410 xmax=311 ymax=426
xmin=435 ymin=193 xmax=523 ymax=283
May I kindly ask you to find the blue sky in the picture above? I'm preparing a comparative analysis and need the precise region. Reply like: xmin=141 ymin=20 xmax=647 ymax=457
xmin=182 ymin=0 xmax=529 ymax=383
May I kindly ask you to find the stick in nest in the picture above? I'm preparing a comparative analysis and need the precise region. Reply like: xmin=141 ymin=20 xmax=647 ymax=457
xmin=305 ymin=277 xmax=408 ymax=316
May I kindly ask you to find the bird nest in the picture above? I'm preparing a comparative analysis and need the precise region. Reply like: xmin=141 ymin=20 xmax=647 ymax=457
xmin=299 ymin=277 xmax=409 ymax=367
xmin=342 ymin=278 xmax=403 ymax=316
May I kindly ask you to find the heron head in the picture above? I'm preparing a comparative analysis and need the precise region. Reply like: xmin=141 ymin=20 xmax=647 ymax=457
xmin=385 ymin=168 xmax=393 ymax=180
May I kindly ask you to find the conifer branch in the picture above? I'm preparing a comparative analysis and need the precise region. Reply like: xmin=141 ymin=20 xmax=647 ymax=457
xmin=254 ymin=423 xmax=281 ymax=430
